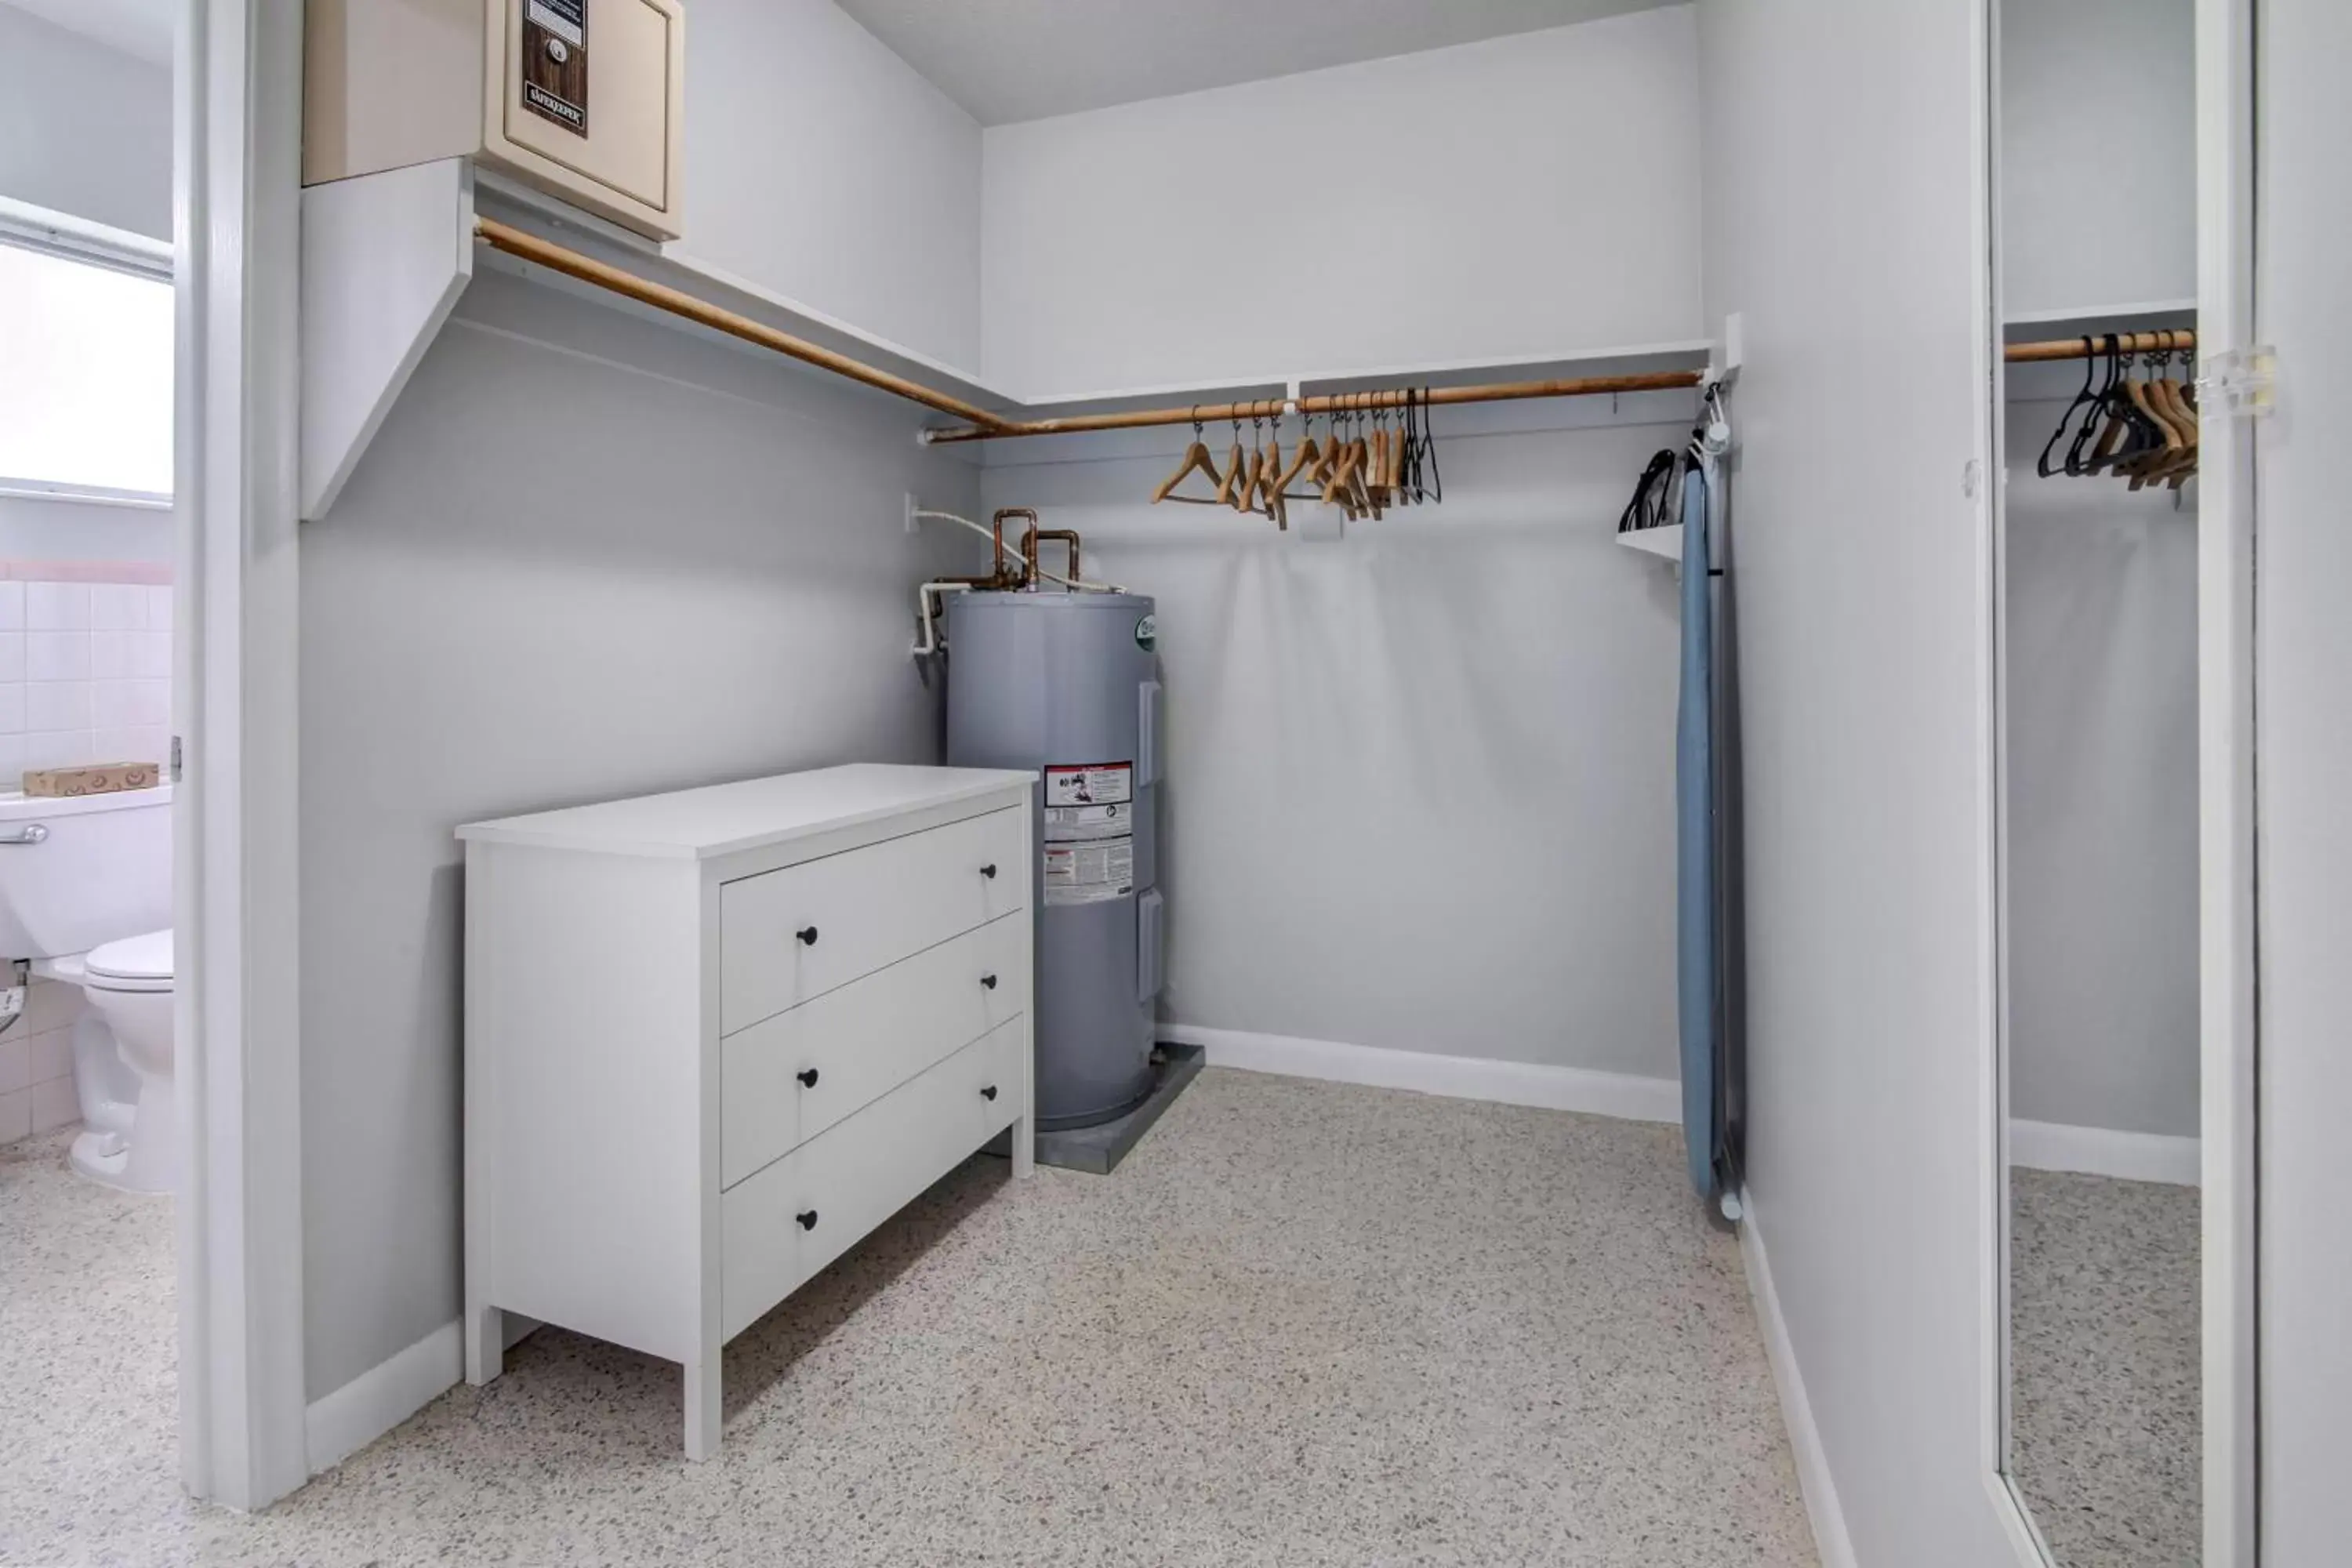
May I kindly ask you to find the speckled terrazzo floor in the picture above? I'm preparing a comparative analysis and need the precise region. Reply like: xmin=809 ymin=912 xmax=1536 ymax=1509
xmin=2010 ymin=1167 xmax=2201 ymax=1568
xmin=2 ymin=1069 xmax=1816 ymax=1567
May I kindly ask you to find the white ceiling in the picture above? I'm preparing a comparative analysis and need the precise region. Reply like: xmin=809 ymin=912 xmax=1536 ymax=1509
xmin=0 ymin=0 xmax=172 ymax=64
xmin=833 ymin=0 xmax=1682 ymax=125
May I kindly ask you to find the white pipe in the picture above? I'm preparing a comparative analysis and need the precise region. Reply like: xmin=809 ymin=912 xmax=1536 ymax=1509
xmin=912 ymin=580 xmax=969 ymax=657
xmin=910 ymin=509 xmax=1127 ymax=595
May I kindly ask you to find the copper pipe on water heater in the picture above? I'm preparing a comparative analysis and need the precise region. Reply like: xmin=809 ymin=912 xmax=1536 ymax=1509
xmin=1020 ymin=526 xmax=1083 ymax=591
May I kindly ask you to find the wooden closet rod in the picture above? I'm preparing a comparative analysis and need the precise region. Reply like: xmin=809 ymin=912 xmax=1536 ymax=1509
xmin=2005 ymin=329 xmax=2197 ymax=364
xmin=472 ymin=220 xmax=1704 ymax=443
xmin=473 ymin=217 xmax=1016 ymax=431
xmin=917 ymin=372 xmax=1708 ymax=445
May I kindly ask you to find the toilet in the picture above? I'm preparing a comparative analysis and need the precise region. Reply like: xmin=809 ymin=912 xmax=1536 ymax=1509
xmin=0 ymin=786 xmax=175 ymax=1192
xmin=74 ymin=931 xmax=175 ymax=1190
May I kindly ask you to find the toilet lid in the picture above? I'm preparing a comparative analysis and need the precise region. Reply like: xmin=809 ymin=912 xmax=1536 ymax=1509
xmin=86 ymin=928 xmax=173 ymax=984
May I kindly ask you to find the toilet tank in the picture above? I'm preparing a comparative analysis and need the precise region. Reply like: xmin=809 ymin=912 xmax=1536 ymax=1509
xmin=0 ymin=786 xmax=173 ymax=960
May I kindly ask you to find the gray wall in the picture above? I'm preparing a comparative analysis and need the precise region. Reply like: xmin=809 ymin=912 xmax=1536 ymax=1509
xmin=1999 ymin=0 xmax=2195 ymax=319
xmin=979 ymin=399 xmax=1690 ymax=1081
xmin=298 ymin=273 xmax=975 ymax=1401
xmin=2002 ymin=395 xmax=2198 ymax=1138
xmin=0 ymin=5 xmax=172 ymax=238
xmin=1700 ymin=0 xmax=2016 ymax=1563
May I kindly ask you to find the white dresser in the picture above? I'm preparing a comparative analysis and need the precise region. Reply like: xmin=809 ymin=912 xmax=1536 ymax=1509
xmin=456 ymin=763 xmax=1036 ymax=1457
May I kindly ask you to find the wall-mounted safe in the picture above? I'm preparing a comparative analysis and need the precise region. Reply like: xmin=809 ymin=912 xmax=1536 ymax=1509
xmin=303 ymin=0 xmax=686 ymax=241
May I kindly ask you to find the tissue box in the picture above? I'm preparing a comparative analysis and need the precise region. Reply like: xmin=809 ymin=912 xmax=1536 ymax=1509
xmin=21 ymin=762 xmax=164 ymax=798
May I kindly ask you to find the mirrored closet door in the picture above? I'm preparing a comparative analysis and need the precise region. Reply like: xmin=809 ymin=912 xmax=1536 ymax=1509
xmin=1993 ymin=1 xmax=2201 ymax=1564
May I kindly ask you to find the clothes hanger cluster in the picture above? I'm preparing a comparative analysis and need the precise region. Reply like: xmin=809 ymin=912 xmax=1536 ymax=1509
xmin=2034 ymin=330 xmax=2200 ymax=490
xmin=1152 ymin=393 xmax=1444 ymax=529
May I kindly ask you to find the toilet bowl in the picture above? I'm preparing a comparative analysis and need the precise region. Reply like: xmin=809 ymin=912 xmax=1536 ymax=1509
xmin=0 ymin=784 xmax=173 ymax=1189
xmin=71 ymin=930 xmax=175 ymax=1192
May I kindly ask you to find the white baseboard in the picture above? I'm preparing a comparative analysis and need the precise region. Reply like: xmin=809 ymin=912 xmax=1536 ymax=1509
xmin=2009 ymin=1118 xmax=2200 ymax=1186
xmin=304 ymin=1320 xmax=461 ymax=1476
xmin=305 ymin=1314 xmax=545 ymax=1477
xmin=1161 ymin=1023 xmax=1680 ymax=1124
xmin=1737 ymin=1192 xmax=1859 ymax=1568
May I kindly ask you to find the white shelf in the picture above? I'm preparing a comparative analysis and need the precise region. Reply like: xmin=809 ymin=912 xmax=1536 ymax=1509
xmin=1618 ymin=523 xmax=1686 ymax=565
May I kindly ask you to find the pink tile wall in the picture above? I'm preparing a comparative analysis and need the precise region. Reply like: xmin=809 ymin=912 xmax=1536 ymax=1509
xmin=0 ymin=979 xmax=89 ymax=1147
xmin=0 ymin=567 xmax=173 ymax=782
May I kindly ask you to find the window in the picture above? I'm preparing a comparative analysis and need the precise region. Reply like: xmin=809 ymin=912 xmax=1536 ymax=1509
xmin=0 ymin=233 xmax=174 ymax=502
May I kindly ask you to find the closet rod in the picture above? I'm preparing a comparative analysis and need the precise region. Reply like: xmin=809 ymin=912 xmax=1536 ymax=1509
xmin=2004 ymin=329 xmax=2197 ymax=364
xmin=472 ymin=217 xmax=1016 ymax=431
xmin=471 ymin=219 xmax=1704 ymax=442
xmin=917 ymin=372 xmax=1708 ymax=445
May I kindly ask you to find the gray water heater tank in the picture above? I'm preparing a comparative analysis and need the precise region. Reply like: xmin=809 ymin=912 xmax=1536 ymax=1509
xmin=946 ymin=590 xmax=1163 ymax=1130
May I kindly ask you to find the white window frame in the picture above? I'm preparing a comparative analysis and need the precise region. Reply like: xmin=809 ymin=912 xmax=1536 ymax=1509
xmin=0 ymin=195 xmax=176 ymax=510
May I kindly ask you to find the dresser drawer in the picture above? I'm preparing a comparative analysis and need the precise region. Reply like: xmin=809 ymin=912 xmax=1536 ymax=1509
xmin=720 ymin=1020 xmax=1018 ymax=1341
xmin=722 ymin=912 xmax=1030 ymax=1189
xmin=720 ymin=806 xmax=1027 ymax=1034
xmin=970 ymin=1009 xmax=1028 ymax=1142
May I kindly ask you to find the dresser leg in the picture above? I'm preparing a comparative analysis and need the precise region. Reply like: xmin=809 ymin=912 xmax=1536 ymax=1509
xmin=684 ymin=1355 xmax=722 ymax=1460
xmin=1011 ymin=1110 xmax=1036 ymax=1179
xmin=465 ymin=1302 xmax=503 ymax=1386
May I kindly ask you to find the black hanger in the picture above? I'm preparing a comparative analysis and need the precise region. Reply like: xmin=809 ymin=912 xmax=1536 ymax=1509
xmin=1619 ymin=449 xmax=1677 ymax=533
xmin=1411 ymin=385 xmax=1430 ymax=503
xmin=2037 ymin=336 xmax=2098 ymax=478
xmin=2064 ymin=335 xmax=2120 ymax=476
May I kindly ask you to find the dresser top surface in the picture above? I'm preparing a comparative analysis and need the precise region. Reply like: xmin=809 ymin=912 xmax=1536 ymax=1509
xmin=456 ymin=764 xmax=1033 ymax=860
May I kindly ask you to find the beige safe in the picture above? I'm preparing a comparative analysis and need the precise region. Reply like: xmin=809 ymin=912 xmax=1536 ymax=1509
xmin=303 ymin=0 xmax=684 ymax=241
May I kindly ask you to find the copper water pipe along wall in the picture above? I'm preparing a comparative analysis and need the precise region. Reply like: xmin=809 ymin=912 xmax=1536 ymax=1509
xmin=472 ymin=217 xmax=1017 ymax=431
xmin=2005 ymin=328 xmax=2198 ymax=363
xmin=917 ymin=371 xmax=1708 ymax=445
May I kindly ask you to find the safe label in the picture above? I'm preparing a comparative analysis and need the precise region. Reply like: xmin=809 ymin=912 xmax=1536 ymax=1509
xmin=521 ymin=0 xmax=590 ymax=135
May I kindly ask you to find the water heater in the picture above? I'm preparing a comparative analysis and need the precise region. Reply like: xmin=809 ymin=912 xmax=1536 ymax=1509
xmin=946 ymin=590 xmax=1163 ymax=1130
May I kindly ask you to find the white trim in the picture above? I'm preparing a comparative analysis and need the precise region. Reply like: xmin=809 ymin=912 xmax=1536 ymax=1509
xmin=0 ymin=479 xmax=174 ymax=511
xmin=0 ymin=194 xmax=173 ymax=279
xmin=303 ymin=1322 xmax=461 ymax=1475
xmin=1973 ymin=0 xmax=2042 ymax=1555
xmin=2002 ymin=297 xmax=2200 ymax=327
xmin=1160 ymin=1023 xmax=1679 ymax=1124
xmin=2009 ymin=1120 xmax=2202 ymax=1187
xmin=173 ymin=0 xmax=309 ymax=1510
xmin=1736 ymin=1195 xmax=1858 ymax=1568
xmin=2193 ymin=0 xmax=2259 ymax=1560
xmin=1004 ymin=338 xmax=1717 ymax=410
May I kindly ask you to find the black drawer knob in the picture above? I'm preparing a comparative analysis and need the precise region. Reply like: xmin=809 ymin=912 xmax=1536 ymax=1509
xmin=980 ymin=973 xmax=999 ymax=990
xmin=796 ymin=1210 xmax=818 ymax=1231
xmin=980 ymin=1085 xmax=1000 ymax=1102
xmin=797 ymin=1068 xmax=819 ymax=1088
xmin=796 ymin=926 xmax=818 ymax=946
xmin=980 ymin=863 xmax=998 ymax=879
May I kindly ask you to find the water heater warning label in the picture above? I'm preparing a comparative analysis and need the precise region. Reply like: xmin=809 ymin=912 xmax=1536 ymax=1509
xmin=1044 ymin=837 xmax=1134 ymax=906
xmin=1044 ymin=763 xmax=1131 ymax=810
xmin=1043 ymin=764 xmax=1134 ymax=904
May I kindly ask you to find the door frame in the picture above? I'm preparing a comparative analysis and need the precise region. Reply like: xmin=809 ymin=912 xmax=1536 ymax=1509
xmin=1973 ymin=0 xmax=2261 ymax=1562
xmin=2192 ymin=0 xmax=2259 ymax=1559
xmin=173 ymin=0 xmax=308 ymax=1509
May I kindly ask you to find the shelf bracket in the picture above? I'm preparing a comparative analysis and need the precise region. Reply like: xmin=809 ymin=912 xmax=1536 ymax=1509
xmin=299 ymin=158 xmax=476 ymax=521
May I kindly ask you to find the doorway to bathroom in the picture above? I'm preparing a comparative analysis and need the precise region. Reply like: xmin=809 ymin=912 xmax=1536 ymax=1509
xmin=0 ymin=0 xmax=193 ymax=1536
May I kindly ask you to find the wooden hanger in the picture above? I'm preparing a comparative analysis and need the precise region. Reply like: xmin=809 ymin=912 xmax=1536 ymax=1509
xmin=1153 ymin=408 xmax=1225 ymax=504
xmin=2148 ymin=332 xmax=2201 ymax=487
xmin=1214 ymin=415 xmax=1250 ymax=508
